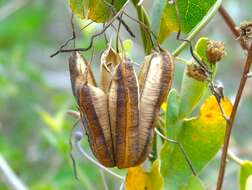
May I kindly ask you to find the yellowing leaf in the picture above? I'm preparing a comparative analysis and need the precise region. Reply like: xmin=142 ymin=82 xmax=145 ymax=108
xmin=69 ymin=0 xmax=128 ymax=23
xmin=240 ymin=161 xmax=252 ymax=190
xmin=69 ymin=0 xmax=87 ymax=19
xmin=200 ymin=96 xmax=232 ymax=124
xmin=126 ymin=160 xmax=164 ymax=190
xmin=160 ymin=96 xmax=232 ymax=190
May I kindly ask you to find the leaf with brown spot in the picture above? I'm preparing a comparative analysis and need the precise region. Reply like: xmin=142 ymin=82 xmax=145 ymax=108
xmin=160 ymin=95 xmax=232 ymax=190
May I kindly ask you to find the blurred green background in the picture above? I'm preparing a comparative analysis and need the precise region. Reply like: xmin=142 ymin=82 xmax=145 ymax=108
xmin=0 ymin=0 xmax=252 ymax=189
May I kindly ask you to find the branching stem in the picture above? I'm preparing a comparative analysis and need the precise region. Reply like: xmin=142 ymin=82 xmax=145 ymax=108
xmin=216 ymin=43 xmax=252 ymax=190
xmin=216 ymin=5 xmax=252 ymax=190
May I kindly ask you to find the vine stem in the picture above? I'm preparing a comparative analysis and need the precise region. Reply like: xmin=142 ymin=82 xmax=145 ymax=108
xmin=216 ymin=43 xmax=252 ymax=190
xmin=216 ymin=6 xmax=252 ymax=190
xmin=227 ymin=151 xmax=243 ymax=166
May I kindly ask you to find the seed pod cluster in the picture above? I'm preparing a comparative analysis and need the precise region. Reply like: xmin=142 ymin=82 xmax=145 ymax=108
xmin=69 ymin=48 xmax=174 ymax=168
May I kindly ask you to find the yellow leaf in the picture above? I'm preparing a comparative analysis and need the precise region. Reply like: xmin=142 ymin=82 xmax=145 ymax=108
xmin=199 ymin=96 xmax=232 ymax=124
xmin=126 ymin=160 xmax=164 ymax=190
xmin=161 ymin=102 xmax=167 ymax=112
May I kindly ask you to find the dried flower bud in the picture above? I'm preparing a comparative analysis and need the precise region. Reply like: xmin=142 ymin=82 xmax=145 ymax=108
xmin=187 ymin=64 xmax=208 ymax=82
xmin=238 ymin=21 xmax=252 ymax=41
xmin=206 ymin=40 xmax=225 ymax=63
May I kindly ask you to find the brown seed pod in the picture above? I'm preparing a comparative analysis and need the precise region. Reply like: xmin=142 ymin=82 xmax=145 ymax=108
xmin=69 ymin=51 xmax=96 ymax=100
xmin=69 ymin=48 xmax=175 ymax=169
xmin=100 ymin=47 xmax=121 ymax=93
xmin=136 ymin=50 xmax=174 ymax=165
xmin=78 ymin=84 xmax=115 ymax=167
xmin=187 ymin=63 xmax=208 ymax=82
xmin=108 ymin=57 xmax=140 ymax=168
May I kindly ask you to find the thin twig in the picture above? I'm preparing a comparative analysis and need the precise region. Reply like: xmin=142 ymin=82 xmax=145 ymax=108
xmin=100 ymin=170 xmax=109 ymax=190
xmin=218 ymin=6 xmax=240 ymax=38
xmin=227 ymin=151 xmax=243 ymax=166
xmin=0 ymin=154 xmax=28 ymax=190
xmin=119 ymin=179 xmax=126 ymax=190
xmin=75 ymin=140 xmax=125 ymax=180
xmin=102 ymin=0 xmax=135 ymax=38
xmin=67 ymin=110 xmax=125 ymax=181
xmin=50 ymin=13 xmax=76 ymax=57
xmin=216 ymin=43 xmax=252 ymax=190
xmin=50 ymin=0 xmax=130 ymax=57
xmin=218 ymin=6 xmax=249 ymax=50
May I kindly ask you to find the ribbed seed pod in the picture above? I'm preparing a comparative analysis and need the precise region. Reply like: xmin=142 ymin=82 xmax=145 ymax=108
xmin=69 ymin=51 xmax=96 ymax=100
xmin=69 ymin=48 xmax=175 ymax=169
xmin=100 ymin=48 xmax=120 ymax=93
xmin=108 ymin=58 xmax=140 ymax=169
xmin=136 ymin=50 xmax=174 ymax=165
xmin=78 ymin=84 xmax=115 ymax=167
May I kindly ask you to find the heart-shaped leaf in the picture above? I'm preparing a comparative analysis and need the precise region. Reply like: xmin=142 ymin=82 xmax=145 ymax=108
xmin=151 ymin=0 xmax=222 ymax=42
xmin=160 ymin=96 xmax=232 ymax=190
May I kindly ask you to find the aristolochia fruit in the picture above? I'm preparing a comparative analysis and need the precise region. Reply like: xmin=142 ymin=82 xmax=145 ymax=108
xmin=68 ymin=48 xmax=174 ymax=168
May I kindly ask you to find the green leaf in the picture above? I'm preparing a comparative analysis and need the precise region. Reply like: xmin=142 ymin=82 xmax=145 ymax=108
xmin=69 ymin=0 xmax=127 ymax=23
xmin=178 ymin=37 xmax=215 ymax=119
xmin=160 ymin=96 xmax=232 ymax=190
xmin=155 ymin=0 xmax=220 ymax=42
xmin=240 ymin=161 xmax=252 ymax=190
xmin=151 ymin=0 xmax=168 ymax=38
xmin=181 ymin=176 xmax=206 ymax=190
xmin=165 ymin=89 xmax=183 ymax=140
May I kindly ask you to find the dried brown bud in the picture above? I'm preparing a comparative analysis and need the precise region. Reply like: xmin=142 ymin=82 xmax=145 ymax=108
xmin=238 ymin=21 xmax=252 ymax=41
xmin=187 ymin=64 xmax=208 ymax=82
xmin=206 ymin=40 xmax=225 ymax=63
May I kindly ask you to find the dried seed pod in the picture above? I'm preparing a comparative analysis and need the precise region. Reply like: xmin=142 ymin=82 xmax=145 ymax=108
xmin=100 ymin=47 xmax=121 ymax=93
xmin=206 ymin=40 xmax=225 ymax=63
xmin=69 ymin=51 xmax=96 ymax=100
xmin=187 ymin=63 xmax=208 ymax=82
xmin=136 ymin=50 xmax=174 ymax=164
xmin=108 ymin=57 xmax=140 ymax=168
xmin=78 ymin=84 xmax=115 ymax=167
